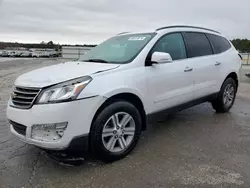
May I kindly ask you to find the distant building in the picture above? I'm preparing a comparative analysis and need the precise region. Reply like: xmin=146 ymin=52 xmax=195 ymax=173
xmin=62 ymin=46 xmax=94 ymax=59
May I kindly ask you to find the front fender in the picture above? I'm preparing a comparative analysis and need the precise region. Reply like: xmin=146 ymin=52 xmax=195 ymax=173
xmin=101 ymin=87 xmax=151 ymax=114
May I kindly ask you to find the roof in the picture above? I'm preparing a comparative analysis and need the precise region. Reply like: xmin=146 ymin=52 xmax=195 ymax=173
xmin=156 ymin=25 xmax=220 ymax=34
xmin=117 ymin=25 xmax=221 ymax=36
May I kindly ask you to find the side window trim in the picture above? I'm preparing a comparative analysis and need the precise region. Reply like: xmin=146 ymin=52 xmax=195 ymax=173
xmin=205 ymin=33 xmax=215 ymax=54
xmin=145 ymin=32 xmax=187 ymax=66
xmin=181 ymin=32 xmax=190 ymax=58
xmin=205 ymin=33 xmax=218 ymax=54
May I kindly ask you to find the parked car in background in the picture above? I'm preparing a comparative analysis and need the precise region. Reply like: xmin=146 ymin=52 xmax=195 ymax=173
xmin=31 ymin=50 xmax=58 ymax=58
xmin=1 ymin=51 xmax=9 ymax=57
xmin=40 ymin=50 xmax=58 ymax=58
xmin=8 ymin=51 xmax=16 ymax=57
xmin=32 ymin=51 xmax=43 ymax=58
xmin=48 ymin=51 xmax=58 ymax=57
xmin=7 ymin=25 xmax=241 ymax=162
xmin=20 ymin=51 xmax=31 ymax=57
xmin=14 ymin=51 xmax=23 ymax=57
xmin=40 ymin=51 xmax=51 ymax=58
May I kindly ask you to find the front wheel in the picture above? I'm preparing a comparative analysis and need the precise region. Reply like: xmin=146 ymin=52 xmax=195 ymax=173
xmin=212 ymin=78 xmax=237 ymax=113
xmin=90 ymin=101 xmax=142 ymax=162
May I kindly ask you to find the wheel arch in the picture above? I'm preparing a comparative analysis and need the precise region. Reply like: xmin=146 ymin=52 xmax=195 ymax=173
xmin=91 ymin=92 xmax=147 ymax=132
xmin=225 ymin=72 xmax=238 ymax=90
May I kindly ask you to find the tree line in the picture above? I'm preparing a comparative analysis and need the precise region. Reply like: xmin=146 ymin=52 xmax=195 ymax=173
xmin=0 ymin=41 xmax=97 ymax=50
xmin=231 ymin=39 xmax=250 ymax=53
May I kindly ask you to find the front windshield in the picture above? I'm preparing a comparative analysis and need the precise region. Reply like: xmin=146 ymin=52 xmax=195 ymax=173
xmin=80 ymin=33 xmax=155 ymax=64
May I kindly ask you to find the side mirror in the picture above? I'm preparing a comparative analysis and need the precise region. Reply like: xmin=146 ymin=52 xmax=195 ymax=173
xmin=151 ymin=52 xmax=173 ymax=64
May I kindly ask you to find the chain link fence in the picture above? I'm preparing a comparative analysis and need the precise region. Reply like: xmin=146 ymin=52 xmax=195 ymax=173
xmin=241 ymin=53 xmax=250 ymax=65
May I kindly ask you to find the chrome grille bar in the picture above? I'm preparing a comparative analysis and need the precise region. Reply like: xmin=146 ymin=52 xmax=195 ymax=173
xmin=13 ymin=89 xmax=39 ymax=95
xmin=11 ymin=86 xmax=41 ymax=109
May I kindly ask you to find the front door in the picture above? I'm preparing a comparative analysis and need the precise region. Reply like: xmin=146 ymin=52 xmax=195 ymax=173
xmin=146 ymin=32 xmax=194 ymax=113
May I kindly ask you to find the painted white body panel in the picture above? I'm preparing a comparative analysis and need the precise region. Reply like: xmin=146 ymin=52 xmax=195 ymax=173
xmin=145 ymin=61 xmax=194 ymax=113
xmin=191 ymin=54 xmax=219 ymax=98
xmin=7 ymin=96 xmax=105 ymax=149
xmin=7 ymin=26 xmax=241 ymax=150
xmin=15 ymin=62 xmax=119 ymax=88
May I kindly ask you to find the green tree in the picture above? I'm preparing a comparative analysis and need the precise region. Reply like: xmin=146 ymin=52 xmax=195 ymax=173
xmin=231 ymin=39 xmax=250 ymax=53
xmin=47 ymin=41 xmax=54 ymax=46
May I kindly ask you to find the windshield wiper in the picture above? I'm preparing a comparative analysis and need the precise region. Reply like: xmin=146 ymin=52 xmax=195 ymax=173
xmin=84 ymin=59 xmax=109 ymax=64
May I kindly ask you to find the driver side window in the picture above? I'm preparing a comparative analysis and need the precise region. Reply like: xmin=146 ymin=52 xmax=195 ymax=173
xmin=152 ymin=33 xmax=187 ymax=61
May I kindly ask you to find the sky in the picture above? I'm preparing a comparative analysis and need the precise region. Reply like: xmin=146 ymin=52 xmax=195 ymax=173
xmin=0 ymin=0 xmax=249 ymax=44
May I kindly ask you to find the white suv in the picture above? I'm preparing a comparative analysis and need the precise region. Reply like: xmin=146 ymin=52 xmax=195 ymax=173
xmin=7 ymin=25 xmax=242 ymax=162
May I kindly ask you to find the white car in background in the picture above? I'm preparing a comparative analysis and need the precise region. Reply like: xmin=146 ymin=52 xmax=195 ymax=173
xmin=31 ymin=50 xmax=56 ymax=58
xmin=20 ymin=51 xmax=31 ymax=57
xmin=8 ymin=51 xmax=16 ymax=57
xmin=14 ymin=51 xmax=23 ymax=57
xmin=32 ymin=51 xmax=43 ymax=58
xmin=1 ymin=51 xmax=9 ymax=57
xmin=7 ymin=25 xmax=241 ymax=162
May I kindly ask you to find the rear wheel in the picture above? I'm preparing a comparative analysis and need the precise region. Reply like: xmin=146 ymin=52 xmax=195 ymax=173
xmin=212 ymin=78 xmax=237 ymax=113
xmin=90 ymin=101 xmax=142 ymax=162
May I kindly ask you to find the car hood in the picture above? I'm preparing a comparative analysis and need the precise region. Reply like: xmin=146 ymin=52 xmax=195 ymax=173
xmin=15 ymin=61 xmax=120 ymax=88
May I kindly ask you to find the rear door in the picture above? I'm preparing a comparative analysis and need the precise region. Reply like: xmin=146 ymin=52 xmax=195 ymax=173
xmin=183 ymin=32 xmax=217 ymax=99
xmin=206 ymin=34 xmax=233 ymax=91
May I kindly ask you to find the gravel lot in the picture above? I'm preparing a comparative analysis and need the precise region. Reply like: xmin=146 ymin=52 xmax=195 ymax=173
xmin=1 ymin=58 xmax=250 ymax=188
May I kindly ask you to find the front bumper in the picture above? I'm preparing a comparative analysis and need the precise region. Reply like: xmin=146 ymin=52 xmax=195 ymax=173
xmin=7 ymin=96 xmax=105 ymax=150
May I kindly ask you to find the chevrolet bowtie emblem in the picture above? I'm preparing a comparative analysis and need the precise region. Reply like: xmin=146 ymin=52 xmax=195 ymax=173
xmin=11 ymin=93 xmax=17 ymax=98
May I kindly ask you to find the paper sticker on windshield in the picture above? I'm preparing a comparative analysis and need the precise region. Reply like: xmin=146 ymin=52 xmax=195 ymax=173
xmin=128 ymin=37 xmax=146 ymax=41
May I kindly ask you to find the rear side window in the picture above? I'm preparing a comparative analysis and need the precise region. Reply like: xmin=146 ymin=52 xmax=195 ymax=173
xmin=151 ymin=33 xmax=187 ymax=60
xmin=183 ymin=32 xmax=213 ymax=58
xmin=206 ymin=34 xmax=231 ymax=54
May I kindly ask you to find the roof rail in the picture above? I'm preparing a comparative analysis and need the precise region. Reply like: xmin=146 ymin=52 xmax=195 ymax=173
xmin=117 ymin=32 xmax=130 ymax=35
xmin=156 ymin=25 xmax=220 ymax=34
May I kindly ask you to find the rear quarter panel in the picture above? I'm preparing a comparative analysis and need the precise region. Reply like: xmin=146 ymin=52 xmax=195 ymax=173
xmin=218 ymin=47 xmax=241 ymax=90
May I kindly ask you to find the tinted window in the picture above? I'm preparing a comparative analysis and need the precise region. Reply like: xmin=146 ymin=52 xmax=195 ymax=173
xmin=183 ymin=32 xmax=213 ymax=58
xmin=207 ymin=34 xmax=231 ymax=54
xmin=151 ymin=33 xmax=187 ymax=60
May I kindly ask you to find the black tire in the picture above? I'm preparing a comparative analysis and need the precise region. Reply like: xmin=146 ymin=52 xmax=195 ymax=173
xmin=90 ymin=101 xmax=142 ymax=162
xmin=212 ymin=78 xmax=237 ymax=113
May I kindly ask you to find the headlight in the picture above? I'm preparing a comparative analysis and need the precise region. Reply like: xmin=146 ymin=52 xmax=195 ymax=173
xmin=37 ymin=76 xmax=92 ymax=104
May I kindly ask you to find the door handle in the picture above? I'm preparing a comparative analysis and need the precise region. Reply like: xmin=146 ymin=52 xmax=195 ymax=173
xmin=215 ymin=62 xmax=221 ymax=66
xmin=184 ymin=67 xmax=193 ymax=72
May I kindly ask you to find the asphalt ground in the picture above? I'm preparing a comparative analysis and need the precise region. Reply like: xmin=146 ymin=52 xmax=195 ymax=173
xmin=0 ymin=58 xmax=250 ymax=188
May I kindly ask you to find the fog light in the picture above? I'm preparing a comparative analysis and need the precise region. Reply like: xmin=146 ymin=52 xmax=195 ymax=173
xmin=31 ymin=122 xmax=68 ymax=142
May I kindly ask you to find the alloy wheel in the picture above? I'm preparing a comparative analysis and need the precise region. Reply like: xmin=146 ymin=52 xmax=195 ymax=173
xmin=223 ymin=84 xmax=235 ymax=108
xmin=102 ymin=112 xmax=135 ymax=153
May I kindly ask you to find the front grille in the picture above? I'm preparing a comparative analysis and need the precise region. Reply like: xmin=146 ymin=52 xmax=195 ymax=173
xmin=11 ymin=86 xmax=41 ymax=109
xmin=10 ymin=120 xmax=27 ymax=136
